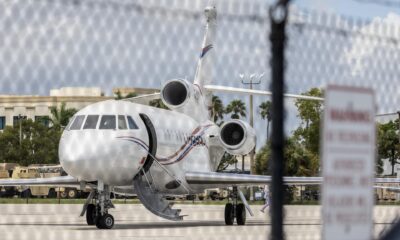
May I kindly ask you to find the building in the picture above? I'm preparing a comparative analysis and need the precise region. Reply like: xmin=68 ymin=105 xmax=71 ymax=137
xmin=0 ymin=87 xmax=111 ymax=129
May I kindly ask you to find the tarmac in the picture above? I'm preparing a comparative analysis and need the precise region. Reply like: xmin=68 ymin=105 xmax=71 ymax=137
xmin=0 ymin=204 xmax=399 ymax=240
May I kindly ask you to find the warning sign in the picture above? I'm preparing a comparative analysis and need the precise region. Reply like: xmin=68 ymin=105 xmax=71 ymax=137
xmin=322 ymin=85 xmax=375 ymax=240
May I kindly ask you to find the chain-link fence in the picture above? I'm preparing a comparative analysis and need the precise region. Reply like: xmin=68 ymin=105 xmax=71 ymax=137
xmin=1 ymin=0 xmax=400 ymax=239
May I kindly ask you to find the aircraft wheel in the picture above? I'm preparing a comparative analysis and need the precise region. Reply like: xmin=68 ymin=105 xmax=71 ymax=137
xmin=86 ymin=204 xmax=97 ymax=225
xmin=60 ymin=191 xmax=68 ymax=199
xmin=236 ymin=203 xmax=246 ymax=225
xmin=96 ymin=214 xmax=114 ymax=229
xmin=224 ymin=203 xmax=234 ymax=225
xmin=68 ymin=189 xmax=78 ymax=199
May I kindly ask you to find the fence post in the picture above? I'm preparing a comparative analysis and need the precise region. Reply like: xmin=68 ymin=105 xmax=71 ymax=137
xmin=269 ymin=1 xmax=289 ymax=239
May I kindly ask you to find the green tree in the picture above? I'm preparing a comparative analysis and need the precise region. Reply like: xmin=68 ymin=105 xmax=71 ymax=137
xmin=149 ymin=99 xmax=169 ymax=110
xmin=114 ymin=90 xmax=123 ymax=100
xmin=217 ymin=152 xmax=238 ymax=172
xmin=0 ymin=120 xmax=61 ymax=165
xmin=125 ymin=92 xmax=137 ymax=98
xmin=259 ymin=101 xmax=272 ymax=142
xmin=49 ymin=102 xmax=77 ymax=128
xmin=255 ymin=138 xmax=319 ymax=177
xmin=254 ymin=139 xmax=318 ymax=203
xmin=377 ymin=120 xmax=399 ymax=176
xmin=209 ymin=95 xmax=224 ymax=124
xmin=225 ymin=100 xmax=246 ymax=119
xmin=115 ymin=91 xmax=138 ymax=100
xmin=293 ymin=88 xmax=323 ymax=155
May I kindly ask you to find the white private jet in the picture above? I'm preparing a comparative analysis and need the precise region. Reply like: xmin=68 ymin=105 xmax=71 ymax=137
xmin=0 ymin=2 xmax=397 ymax=229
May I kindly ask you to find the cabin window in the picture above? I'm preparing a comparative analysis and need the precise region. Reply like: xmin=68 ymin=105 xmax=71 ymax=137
xmin=127 ymin=116 xmax=138 ymax=129
xmin=99 ymin=115 xmax=116 ymax=130
xmin=118 ymin=115 xmax=128 ymax=130
xmin=83 ymin=115 xmax=99 ymax=129
xmin=69 ymin=115 xmax=85 ymax=130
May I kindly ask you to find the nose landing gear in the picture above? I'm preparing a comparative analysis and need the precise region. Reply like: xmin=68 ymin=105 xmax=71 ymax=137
xmin=81 ymin=184 xmax=115 ymax=229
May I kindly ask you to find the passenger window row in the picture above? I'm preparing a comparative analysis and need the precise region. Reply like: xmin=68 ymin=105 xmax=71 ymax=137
xmin=68 ymin=115 xmax=138 ymax=130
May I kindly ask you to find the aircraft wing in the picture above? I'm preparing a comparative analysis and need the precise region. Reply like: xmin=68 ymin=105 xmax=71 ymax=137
xmin=186 ymin=172 xmax=400 ymax=187
xmin=374 ymin=185 xmax=400 ymax=193
xmin=204 ymin=85 xmax=324 ymax=101
xmin=122 ymin=93 xmax=160 ymax=105
xmin=118 ymin=85 xmax=324 ymax=104
xmin=185 ymin=171 xmax=322 ymax=187
xmin=0 ymin=175 xmax=80 ymax=187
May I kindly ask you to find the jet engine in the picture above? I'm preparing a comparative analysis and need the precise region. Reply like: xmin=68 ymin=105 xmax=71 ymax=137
xmin=219 ymin=120 xmax=256 ymax=155
xmin=161 ymin=79 xmax=196 ymax=109
xmin=160 ymin=79 xmax=208 ymax=121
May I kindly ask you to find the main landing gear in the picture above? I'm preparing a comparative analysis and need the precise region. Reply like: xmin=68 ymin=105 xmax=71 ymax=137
xmin=224 ymin=186 xmax=246 ymax=226
xmin=82 ymin=183 xmax=115 ymax=229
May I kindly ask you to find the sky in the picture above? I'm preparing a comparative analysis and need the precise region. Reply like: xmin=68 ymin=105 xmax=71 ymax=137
xmin=295 ymin=0 xmax=400 ymax=19
xmin=0 ymin=0 xmax=400 ymax=149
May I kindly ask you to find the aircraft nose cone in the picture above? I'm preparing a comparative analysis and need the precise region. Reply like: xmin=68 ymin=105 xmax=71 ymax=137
xmin=59 ymin=134 xmax=90 ymax=177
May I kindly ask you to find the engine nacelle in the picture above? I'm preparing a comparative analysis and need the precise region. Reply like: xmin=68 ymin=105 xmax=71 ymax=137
xmin=161 ymin=79 xmax=195 ymax=109
xmin=160 ymin=79 xmax=208 ymax=122
xmin=219 ymin=120 xmax=256 ymax=155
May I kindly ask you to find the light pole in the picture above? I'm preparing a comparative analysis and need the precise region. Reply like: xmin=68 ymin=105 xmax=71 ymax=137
xmin=18 ymin=114 xmax=22 ymax=146
xmin=240 ymin=73 xmax=263 ymax=201
xmin=240 ymin=73 xmax=264 ymax=174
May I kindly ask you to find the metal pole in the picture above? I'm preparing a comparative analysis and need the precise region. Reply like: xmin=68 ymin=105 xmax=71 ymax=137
xmin=18 ymin=114 xmax=22 ymax=165
xmin=398 ymin=111 xmax=400 ymax=159
xmin=241 ymin=74 xmax=262 ymax=175
xmin=269 ymin=1 xmax=289 ymax=240
xmin=242 ymin=155 xmax=245 ymax=172
xmin=242 ymin=74 xmax=262 ymax=201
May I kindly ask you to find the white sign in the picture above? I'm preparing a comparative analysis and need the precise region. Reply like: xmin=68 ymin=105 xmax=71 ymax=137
xmin=322 ymin=85 xmax=375 ymax=240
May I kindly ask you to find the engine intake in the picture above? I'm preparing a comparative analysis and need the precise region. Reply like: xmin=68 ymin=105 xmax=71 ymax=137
xmin=161 ymin=79 xmax=193 ymax=109
xmin=162 ymin=80 xmax=188 ymax=106
xmin=160 ymin=79 xmax=209 ymax=122
xmin=219 ymin=120 xmax=256 ymax=155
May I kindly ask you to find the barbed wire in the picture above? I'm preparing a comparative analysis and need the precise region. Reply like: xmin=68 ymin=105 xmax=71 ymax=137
xmin=353 ymin=0 xmax=400 ymax=8
xmin=22 ymin=0 xmax=268 ymax=23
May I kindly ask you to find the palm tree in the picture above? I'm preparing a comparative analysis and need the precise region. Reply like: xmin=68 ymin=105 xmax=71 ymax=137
xmin=149 ymin=99 xmax=168 ymax=110
xmin=259 ymin=101 xmax=272 ymax=142
xmin=225 ymin=100 xmax=246 ymax=119
xmin=49 ymin=102 xmax=77 ymax=128
xmin=209 ymin=95 xmax=224 ymax=123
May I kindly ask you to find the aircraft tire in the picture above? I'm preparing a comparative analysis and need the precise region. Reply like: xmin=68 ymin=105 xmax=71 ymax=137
xmin=68 ymin=189 xmax=78 ymax=199
xmin=86 ymin=204 xmax=97 ymax=225
xmin=96 ymin=214 xmax=114 ymax=229
xmin=224 ymin=203 xmax=234 ymax=225
xmin=236 ymin=203 xmax=246 ymax=225
xmin=60 ymin=191 xmax=68 ymax=199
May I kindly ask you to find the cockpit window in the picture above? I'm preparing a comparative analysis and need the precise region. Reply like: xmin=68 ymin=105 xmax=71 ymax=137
xmin=69 ymin=115 xmax=85 ymax=130
xmin=118 ymin=115 xmax=128 ymax=130
xmin=99 ymin=115 xmax=116 ymax=130
xmin=66 ymin=116 xmax=75 ymax=130
xmin=127 ymin=116 xmax=138 ymax=129
xmin=83 ymin=115 xmax=99 ymax=129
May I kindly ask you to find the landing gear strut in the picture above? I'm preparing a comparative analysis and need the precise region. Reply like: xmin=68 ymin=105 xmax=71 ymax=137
xmin=82 ymin=184 xmax=115 ymax=229
xmin=224 ymin=186 xmax=246 ymax=226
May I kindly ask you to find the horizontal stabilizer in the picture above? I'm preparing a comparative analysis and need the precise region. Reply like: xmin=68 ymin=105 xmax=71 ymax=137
xmin=204 ymin=85 xmax=324 ymax=101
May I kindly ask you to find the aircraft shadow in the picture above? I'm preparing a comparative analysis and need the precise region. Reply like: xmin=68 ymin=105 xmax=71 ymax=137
xmin=74 ymin=220 xmax=268 ymax=230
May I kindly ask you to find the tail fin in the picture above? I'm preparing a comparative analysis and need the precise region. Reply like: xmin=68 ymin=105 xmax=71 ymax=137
xmin=193 ymin=1 xmax=217 ymax=88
